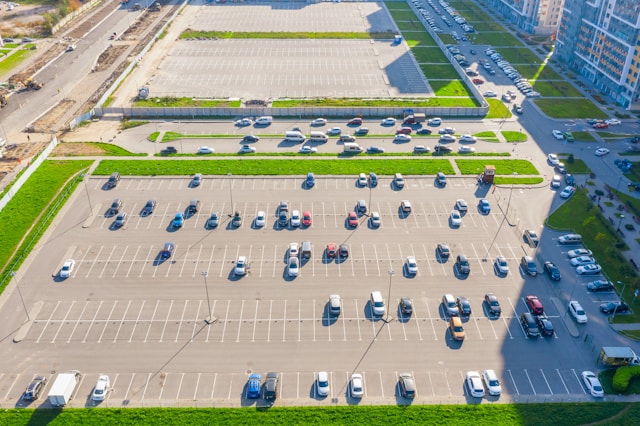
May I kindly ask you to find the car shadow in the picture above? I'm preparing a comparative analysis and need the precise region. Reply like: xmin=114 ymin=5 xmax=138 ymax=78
xmin=445 ymin=329 xmax=464 ymax=350
xmin=396 ymin=306 xmax=410 ymax=323
xmin=364 ymin=301 xmax=381 ymax=322
xmin=153 ymin=254 xmax=173 ymax=267
xmin=165 ymin=223 xmax=179 ymax=232
xmin=335 ymin=255 xmax=348 ymax=265
xmin=282 ymin=268 xmax=297 ymax=282
xmin=322 ymin=304 xmax=338 ymax=327
xmin=437 ymin=304 xmax=449 ymax=321
xmin=321 ymin=253 xmax=333 ymax=265
xmin=394 ymin=383 xmax=413 ymax=406
xmin=435 ymin=251 xmax=449 ymax=264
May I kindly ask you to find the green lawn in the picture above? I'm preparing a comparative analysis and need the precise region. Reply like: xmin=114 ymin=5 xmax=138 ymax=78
xmin=455 ymin=159 xmax=539 ymax=175
xmin=0 ymin=402 xmax=633 ymax=426
xmin=93 ymin=159 xmax=457 ymax=176
xmin=561 ymin=158 xmax=590 ymax=174
xmin=271 ymin=97 xmax=478 ymax=108
xmin=486 ymin=98 xmax=512 ymax=119
xmin=534 ymin=99 xmax=608 ymax=119
xmin=51 ymin=143 xmax=147 ymax=157
xmin=474 ymin=131 xmax=499 ymax=142
xmin=420 ymin=64 xmax=460 ymax=79
xmin=531 ymin=81 xmax=584 ymax=98
xmin=403 ymin=32 xmax=438 ymax=47
xmin=472 ymin=32 xmax=522 ymax=46
xmin=0 ymin=48 xmax=34 ymax=75
xmin=412 ymin=47 xmax=451 ymax=63
xmin=493 ymin=47 xmax=540 ymax=64
xmin=516 ymin=65 xmax=563 ymax=80
xmin=429 ymin=80 xmax=472 ymax=97
xmin=501 ymin=131 xmax=527 ymax=142
xmin=572 ymin=131 xmax=596 ymax=142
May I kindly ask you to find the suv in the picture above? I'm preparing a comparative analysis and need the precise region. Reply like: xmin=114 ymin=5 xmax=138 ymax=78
xmin=368 ymin=172 xmax=378 ymax=187
xmin=521 ymin=256 xmax=537 ymax=276
xmin=436 ymin=172 xmax=447 ymax=187
xmin=109 ymin=198 xmax=123 ymax=215
xmin=23 ymin=376 xmax=47 ymax=400
xmin=264 ymin=372 xmax=279 ymax=401
xmin=107 ymin=172 xmax=120 ymax=188
xmin=456 ymin=255 xmax=470 ymax=274
xmin=187 ymin=200 xmax=201 ymax=214
xmin=329 ymin=294 xmax=341 ymax=315
xmin=394 ymin=173 xmax=405 ymax=188
xmin=442 ymin=293 xmax=459 ymax=316
xmin=520 ymin=312 xmax=540 ymax=337
xmin=524 ymin=229 xmax=539 ymax=247
xmin=141 ymin=199 xmax=157 ymax=216
xmin=400 ymin=200 xmax=412 ymax=213
xmin=399 ymin=373 xmax=416 ymax=398
xmin=449 ymin=316 xmax=465 ymax=340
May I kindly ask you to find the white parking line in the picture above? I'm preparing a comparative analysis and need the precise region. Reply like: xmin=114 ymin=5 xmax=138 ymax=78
xmin=556 ymin=369 xmax=569 ymax=394
xmin=98 ymin=301 xmax=118 ymax=344
xmin=144 ymin=300 xmax=159 ymax=343
xmin=159 ymin=300 xmax=174 ymax=343
xmin=472 ymin=314 xmax=484 ymax=339
xmin=210 ymin=373 xmax=218 ymax=399
xmin=112 ymin=246 xmax=129 ymax=277
xmin=158 ymin=373 xmax=167 ymax=400
xmin=84 ymin=246 xmax=103 ymax=277
xmin=67 ymin=301 xmax=90 ymax=343
xmin=140 ymin=245 xmax=154 ymax=277
xmin=194 ymin=373 xmax=201 ymax=400
xmin=190 ymin=300 xmax=202 ymax=341
xmin=99 ymin=246 xmax=117 ymax=278
xmin=219 ymin=245 xmax=228 ymax=278
xmin=177 ymin=245 xmax=190 ymax=278
xmin=191 ymin=246 xmax=203 ymax=278
xmin=361 ymin=243 xmax=368 ymax=277
xmin=252 ymin=300 xmax=259 ymax=343
xmin=236 ymin=300 xmax=245 ymax=343
xmin=470 ymin=243 xmax=486 ymax=275
xmin=510 ymin=297 xmax=526 ymax=338
xmin=423 ymin=299 xmax=438 ymax=340
xmin=312 ymin=300 xmax=316 ymax=342
xmin=4 ymin=374 xmax=20 ymax=401
xmin=508 ymin=369 xmax=519 ymax=395
xmin=129 ymin=300 xmax=146 ymax=343
xmin=354 ymin=299 xmax=362 ymax=341
xmin=282 ymin=300 xmax=287 ymax=342
xmin=126 ymin=246 xmax=141 ymax=278
xmin=174 ymin=300 xmax=189 ymax=342
xmin=298 ymin=299 xmax=302 ymax=342
xmin=431 ymin=203 xmax=442 ymax=227
xmin=50 ymin=301 xmax=75 ymax=343
xmin=176 ymin=373 xmax=185 ymax=400
xmin=524 ymin=369 xmax=536 ymax=395
xmin=113 ymin=300 xmax=132 ymax=342
xmin=540 ymin=369 xmax=553 ymax=394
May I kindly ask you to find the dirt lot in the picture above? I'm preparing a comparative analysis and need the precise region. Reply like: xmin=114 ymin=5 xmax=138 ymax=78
xmin=51 ymin=141 xmax=109 ymax=156
xmin=0 ymin=3 xmax=55 ymax=37
xmin=0 ymin=141 xmax=47 ymax=175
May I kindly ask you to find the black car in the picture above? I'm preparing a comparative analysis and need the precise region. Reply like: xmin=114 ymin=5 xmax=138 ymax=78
xmin=520 ymin=312 xmax=540 ymax=337
xmin=456 ymin=254 xmax=470 ymax=274
xmin=161 ymin=146 xmax=177 ymax=154
xmin=400 ymin=296 xmax=413 ymax=315
xmin=187 ymin=199 xmax=201 ymax=214
xmin=305 ymin=172 xmax=315 ymax=188
xmin=339 ymin=244 xmax=349 ymax=258
xmin=536 ymin=316 xmax=554 ymax=336
xmin=264 ymin=372 xmax=279 ymax=402
xmin=416 ymin=128 xmax=432 ymax=135
xmin=242 ymin=135 xmax=260 ymax=143
xmin=23 ymin=376 xmax=47 ymax=401
xmin=141 ymin=199 xmax=157 ymax=216
xmin=437 ymin=243 xmax=451 ymax=259
xmin=485 ymin=293 xmax=501 ymax=316
xmin=355 ymin=128 xmax=369 ymax=136
xmin=278 ymin=210 xmax=288 ymax=227
xmin=456 ymin=296 xmax=472 ymax=316
xmin=368 ymin=172 xmax=378 ymax=187
xmin=544 ymin=261 xmax=561 ymax=281
xmin=565 ymin=174 xmax=575 ymax=185
xmin=434 ymin=144 xmax=453 ymax=153
xmin=109 ymin=198 xmax=123 ymax=215
xmin=555 ymin=163 xmax=567 ymax=174
xmin=587 ymin=280 xmax=615 ymax=292
xmin=600 ymin=302 xmax=630 ymax=314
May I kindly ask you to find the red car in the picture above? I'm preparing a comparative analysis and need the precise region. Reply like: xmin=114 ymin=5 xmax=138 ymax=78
xmin=347 ymin=212 xmax=359 ymax=227
xmin=472 ymin=78 xmax=484 ymax=84
xmin=593 ymin=122 xmax=608 ymax=129
xmin=302 ymin=211 xmax=312 ymax=227
xmin=396 ymin=127 xmax=412 ymax=135
xmin=525 ymin=295 xmax=544 ymax=315
xmin=326 ymin=243 xmax=337 ymax=258
xmin=348 ymin=117 xmax=363 ymax=125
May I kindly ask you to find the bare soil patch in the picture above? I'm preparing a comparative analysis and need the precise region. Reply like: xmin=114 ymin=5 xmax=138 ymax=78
xmin=0 ymin=4 xmax=55 ymax=37
xmin=52 ymin=141 xmax=106 ymax=156
xmin=0 ymin=141 xmax=47 ymax=175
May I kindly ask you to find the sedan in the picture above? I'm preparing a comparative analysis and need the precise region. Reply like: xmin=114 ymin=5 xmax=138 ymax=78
xmin=537 ymin=316 xmax=555 ymax=336
xmin=466 ymin=371 xmax=485 ymax=397
xmin=326 ymin=243 xmax=337 ymax=258
xmin=593 ymin=122 xmax=608 ymax=129
xmin=482 ymin=370 xmax=502 ymax=396
xmin=327 ymin=127 xmax=342 ymax=135
xmin=449 ymin=210 xmax=462 ymax=227
xmin=416 ymin=128 xmax=432 ymax=135
xmin=370 ymin=211 xmax=381 ymax=228
xmin=350 ymin=374 xmax=364 ymax=398
xmin=559 ymin=186 xmax=576 ymax=199
xmin=289 ymin=242 xmax=299 ymax=258
xmin=235 ymin=118 xmax=252 ymax=126
xmin=552 ymin=130 xmax=564 ymax=140
xmin=405 ymin=256 xmax=418 ymax=275
xmin=238 ymin=145 xmax=256 ymax=153
xmin=600 ymin=302 xmax=629 ymax=314
xmin=483 ymin=90 xmax=497 ymax=97
xmin=456 ymin=296 xmax=472 ymax=315
xmin=594 ymin=148 xmax=610 ymax=156
xmin=366 ymin=146 xmax=385 ymax=154
xmin=59 ymin=259 xmax=76 ymax=278
xmin=381 ymin=117 xmax=397 ymax=126
xmin=434 ymin=144 xmax=453 ymax=153
xmin=495 ymin=256 xmax=509 ymax=275
xmin=290 ymin=210 xmax=301 ymax=227
xmin=310 ymin=118 xmax=327 ymax=126
xmin=456 ymin=254 xmax=470 ymax=274
xmin=247 ymin=374 xmax=261 ymax=399
xmin=478 ymin=199 xmax=491 ymax=214
xmin=570 ymin=256 xmax=596 ymax=266
xmin=197 ymin=146 xmax=214 ymax=154
xmin=427 ymin=117 xmax=442 ymax=126
xmin=567 ymin=248 xmax=592 ymax=258
xmin=581 ymin=371 xmax=604 ymax=397
xmin=439 ymin=134 xmax=456 ymax=142
xmin=23 ymin=376 xmax=47 ymax=401
xmin=357 ymin=173 xmax=368 ymax=186
xmin=234 ymin=256 xmax=248 ymax=276
xmin=569 ymin=300 xmax=588 ymax=323
xmin=396 ymin=126 xmax=412 ymax=134
xmin=399 ymin=373 xmax=416 ymax=399
xmin=547 ymin=153 xmax=560 ymax=165
xmin=355 ymin=127 xmax=369 ymax=136
xmin=555 ymin=163 xmax=567 ymax=174
xmin=316 ymin=372 xmax=330 ymax=397
xmin=544 ymin=261 xmax=561 ymax=280
xmin=299 ymin=146 xmax=318 ymax=154
xmin=437 ymin=243 xmax=450 ymax=259
xmin=577 ymin=264 xmax=602 ymax=275
xmin=393 ymin=134 xmax=412 ymax=142
xmin=485 ymin=293 xmax=501 ymax=316
xmin=413 ymin=145 xmax=430 ymax=153
xmin=605 ymin=118 xmax=621 ymax=125
xmin=438 ymin=127 xmax=456 ymax=134
xmin=526 ymin=295 xmax=544 ymax=315
xmin=91 ymin=375 xmax=110 ymax=402
xmin=287 ymin=256 xmax=300 ymax=277
xmin=459 ymin=134 xmax=477 ymax=143
xmin=400 ymin=296 xmax=413 ymax=315
xmin=587 ymin=280 xmax=614 ymax=292
xmin=302 ymin=211 xmax=312 ymax=227
xmin=242 ymin=135 xmax=260 ymax=143
xmin=347 ymin=212 xmax=359 ymax=227
xmin=348 ymin=117 xmax=363 ymax=125
xmin=172 ymin=212 xmax=184 ymax=228
xmin=458 ymin=146 xmax=475 ymax=153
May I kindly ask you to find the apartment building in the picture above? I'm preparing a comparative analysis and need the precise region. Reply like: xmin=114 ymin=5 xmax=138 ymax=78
xmin=486 ymin=0 xmax=565 ymax=35
xmin=555 ymin=0 xmax=640 ymax=108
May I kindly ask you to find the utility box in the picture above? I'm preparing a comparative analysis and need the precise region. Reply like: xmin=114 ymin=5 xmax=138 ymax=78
xmin=480 ymin=165 xmax=495 ymax=184
xmin=48 ymin=371 xmax=81 ymax=406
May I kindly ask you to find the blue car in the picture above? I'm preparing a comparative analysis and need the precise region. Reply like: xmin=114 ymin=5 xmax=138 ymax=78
xmin=306 ymin=172 xmax=315 ymax=188
xmin=479 ymin=199 xmax=491 ymax=214
xmin=247 ymin=373 xmax=261 ymax=399
xmin=173 ymin=212 xmax=184 ymax=228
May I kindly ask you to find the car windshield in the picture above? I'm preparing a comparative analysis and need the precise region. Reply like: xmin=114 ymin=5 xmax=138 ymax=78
xmin=62 ymin=265 xmax=70 ymax=271
xmin=490 ymin=300 xmax=499 ymax=307
xmin=489 ymin=379 xmax=499 ymax=386
xmin=577 ymin=309 xmax=585 ymax=315
xmin=318 ymin=380 xmax=328 ymax=387
xmin=460 ymin=259 xmax=469 ymax=266
xmin=374 ymin=301 xmax=384 ymax=307
xmin=95 ymin=388 xmax=104 ymax=395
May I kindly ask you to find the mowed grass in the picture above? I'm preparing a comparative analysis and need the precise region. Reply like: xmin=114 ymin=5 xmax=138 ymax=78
xmin=517 ymin=65 xmax=563 ymax=80
xmin=412 ymin=47 xmax=451 ymax=63
xmin=429 ymin=80 xmax=473 ymax=97
xmin=493 ymin=48 xmax=540 ymax=64
xmin=472 ymin=32 xmax=522 ymax=46
xmin=0 ymin=160 xmax=91 ymax=278
xmin=534 ymin=99 xmax=608 ymax=119
xmin=51 ymin=142 xmax=147 ymax=157
xmin=403 ymin=31 xmax=438 ymax=47
xmin=272 ymin=97 xmax=479 ymax=107
xmin=420 ymin=64 xmax=460 ymax=79
xmin=455 ymin=159 xmax=539 ymax=175
xmin=532 ymin=81 xmax=583 ymax=98
xmin=92 ymin=159 xmax=456 ymax=176
xmin=0 ymin=402 xmax=629 ymax=425
xmin=486 ymin=98 xmax=512 ymax=119
xmin=501 ymin=131 xmax=527 ymax=142
xmin=0 ymin=48 xmax=33 ymax=74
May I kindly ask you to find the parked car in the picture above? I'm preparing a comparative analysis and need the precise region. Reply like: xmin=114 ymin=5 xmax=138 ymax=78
xmin=587 ymin=280 xmax=614 ymax=292
xmin=520 ymin=256 xmax=537 ymax=276
xmin=524 ymin=229 xmax=539 ymax=247
xmin=247 ymin=374 xmax=261 ymax=399
xmin=544 ymin=261 xmax=561 ymax=280
xmin=23 ymin=376 xmax=47 ymax=400
xmin=485 ymin=293 xmax=501 ymax=316
xmin=466 ymin=371 xmax=485 ymax=397
xmin=568 ymin=300 xmax=588 ymax=323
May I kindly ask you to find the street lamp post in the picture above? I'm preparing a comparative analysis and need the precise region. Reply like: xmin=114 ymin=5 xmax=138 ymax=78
xmin=82 ymin=173 xmax=93 ymax=216
xmin=385 ymin=269 xmax=395 ymax=323
xmin=9 ymin=272 xmax=30 ymax=321
xmin=201 ymin=271 xmax=213 ymax=324
xmin=617 ymin=214 xmax=625 ymax=231
xmin=227 ymin=173 xmax=234 ymax=217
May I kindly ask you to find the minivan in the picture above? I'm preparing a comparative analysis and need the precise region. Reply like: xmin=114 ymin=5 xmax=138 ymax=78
xmin=107 ymin=172 xmax=120 ymax=188
xmin=309 ymin=131 xmax=328 ymax=142
xmin=370 ymin=291 xmax=385 ymax=316
xmin=558 ymin=234 xmax=582 ymax=244
xmin=301 ymin=241 xmax=312 ymax=258
xmin=284 ymin=131 xmax=305 ymax=143
xmin=255 ymin=116 xmax=273 ymax=125
xmin=394 ymin=173 xmax=405 ymax=188
xmin=343 ymin=142 xmax=363 ymax=153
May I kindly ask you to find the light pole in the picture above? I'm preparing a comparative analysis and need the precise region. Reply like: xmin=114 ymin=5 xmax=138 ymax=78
xmin=9 ymin=272 xmax=30 ymax=321
xmin=385 ymin=269 xmax=395 ymax=323
xmin=617 ymin=214 xmax=624 ymax=231
xmin=82 ymin=173 xmax=93 ymax=216
xmin=227 ymin=173 xmax=234 ymax=217
xmin=201 ymin=271 xmax=213 ymax=324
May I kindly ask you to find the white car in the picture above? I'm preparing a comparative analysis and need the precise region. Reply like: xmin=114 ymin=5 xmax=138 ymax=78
xmin=91 ymin=375 xmax=110 ymax=401
xmin=413 ymin=145 xmax=430 ymax=153
xmin=567 ymin=248 xmax=592 ymax=258
xmin=235 ymin=118 xmax=252 ymax=126
xmin=483 ymin=91 xmax=497 ymax=97
xmin=394 ymin=134 xmax=412 ymax=142
xmin=255 ymin=211 xmax=266 ymax=227
xmin=594 ymin=148 xmax=610 ymax=156
xmin=370 ymin=211 xmax=381 ymax=228
xmin=316 ymin=371 xmax=330 ymax=397
xmin=495 ymin=256 xmax=509 ymax=275
xmin=482 ymin=369 xmax=502 ymax=396
xmin=560 ymin=186 xmax=576 ymax=199
xmin=357 ymin=173 xmax=368 ymax=186
xmin=605 ymin=118 xmax=621 ymax=125
xmin=234 ymin=256 xmax=248 ymax=276
xmin=450 ymin=210 xmax=462 ymax=226
xmin=439 ymin=134 xmax=456 ymax=142
xmin=299 ymin=146 xmax=318 ymax=154
xmin=427 ymin=117 xmax=442 ymax=125
xmin=405 ymin=256 xmax=418 ymax=275
xmin=577 ymin=264 xmax=602 ymax=275
xmin=287 ymin=256 xmax=299 ymax=277
xmin=289 ymin=242 xmax=299 ymax=258
xmin=552 ymin=130 xmax=564 ymax=140
xmin=547 ymin=153 xmax=560 ymax=165
xmin=59 ymin=259 xmax=75 ymax=278
xmin=327 ymin=127 xmax=342 ymax=135
xmin=290 ymin=210 xmax=301 ymax=227
xmin=455 ymin=199 xmax=468 ymax=212
xmin=581 ymin=371 xmax=604 ymax=397
xmin=197 ymin=146 xmax=214 ymax=154
xmin=66 ymin=44 xmax=76 ymax=52
xmin=551 ymin=175 xmax=562 ymax=188
xmin=310 ymin=118 xmax=327 ymax=126
xmin=568 ymin=300 xmax=588 ymax=323
xmin=459 ymin=146 xmax=476 ymax=153
xmin=350 ymin=373 xmax=364 ymax=398
xmin=381 ymin=117 xmax=397 ymax=126
xmin=238 ymin=145 xmax=256 ymax=153
xmin=459 ymin=134 xmax=477 ymax=143
xmin=466 ymin=371 xmax=485 ymax=398
xmin=570 ymin=256 xmax=596 ymax=266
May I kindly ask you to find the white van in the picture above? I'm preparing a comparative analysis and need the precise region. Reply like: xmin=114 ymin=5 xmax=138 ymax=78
xmin=255 ymin=116 xmax=273 ymax=125
xmin=284 ymin=131 xmax=306 ymax=143
xmin=343 ymin=142 xmax=363 ymax=153
xmin=309 ymin=131 xmax=328 ymax=142
xmin=370 ymin=291 xmax=385 ymax=316
xmin=558 ymin=234 xmax=582 ymax=244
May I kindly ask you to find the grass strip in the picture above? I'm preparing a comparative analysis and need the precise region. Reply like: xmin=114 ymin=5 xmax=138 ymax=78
xmin=51 ymin=143 xmax=147 ymax=157
xmin=455 ymin=159 xmax=539 ymax=175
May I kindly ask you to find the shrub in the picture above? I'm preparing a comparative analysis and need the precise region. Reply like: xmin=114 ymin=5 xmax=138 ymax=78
xmin=612 ymin=366 xmax=640 ymax=392
xmin=595 ymin=189 xmax=604 ymax=196
xmin=625 ymin=224 xmax=635 ymax=231
xmin=567 ymin=154 xmax=575 ymax=163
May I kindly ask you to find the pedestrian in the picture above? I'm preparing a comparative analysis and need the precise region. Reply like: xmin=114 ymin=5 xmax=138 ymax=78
xmin=492 ymin=185 xmax=496 ymax=194
xmin=27 ymin=135 xmax=30 ymax=142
